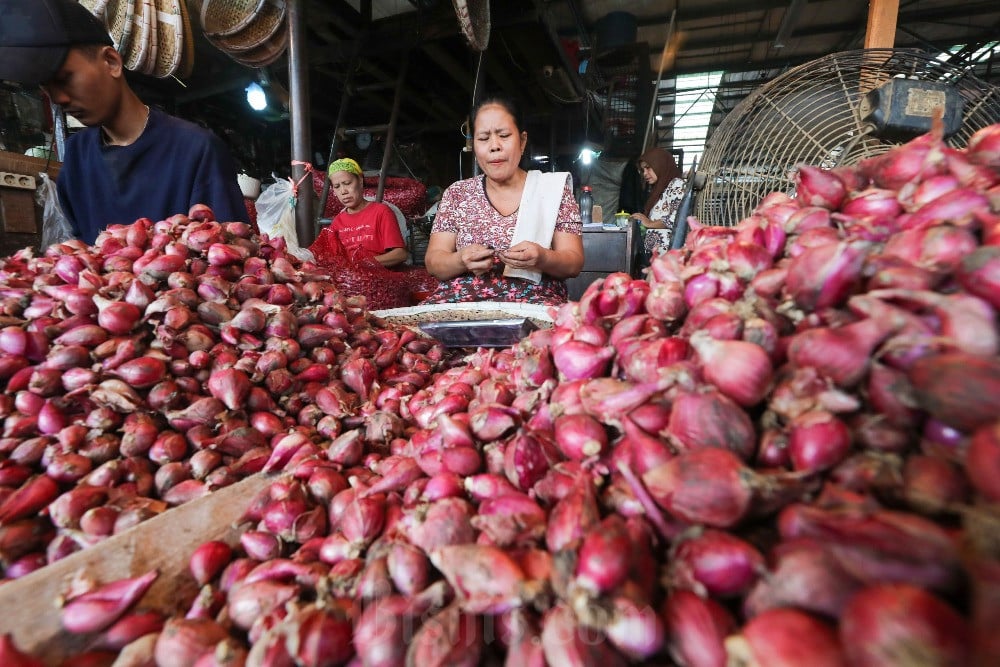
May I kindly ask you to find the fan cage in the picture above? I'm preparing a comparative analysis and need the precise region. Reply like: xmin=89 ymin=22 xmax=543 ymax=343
xmin=694 ymin=48 xmax=1000 ymax=226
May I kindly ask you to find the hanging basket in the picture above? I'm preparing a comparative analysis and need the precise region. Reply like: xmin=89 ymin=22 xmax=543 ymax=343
xmin=200 ymin=0 xmax=267 ymax=38
xmin=178 ymin=0 xmax=196 ymax=78
xmin=230 ymin=19 xmax=289 ymax=68
xmin=151 ymin=0 xmax=184 ymax=78
xmin=79 ymin=0 xmax=111 ymax=17
xmin=123 ymin=0 xmax=151 ymax=72
xmin=143 ymin=0 xmax=160 ymax=76
xmin=452 ymin=0 xmax=490 ymax=51
xmin=105 ymin=0 xmax=135 ymax=55
xmin=211 ymin=0 xmax=285 ymax=54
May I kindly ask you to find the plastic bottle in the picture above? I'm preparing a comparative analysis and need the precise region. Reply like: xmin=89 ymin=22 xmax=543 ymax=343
xmin=579 ymin=186 xmax=594 ymax=226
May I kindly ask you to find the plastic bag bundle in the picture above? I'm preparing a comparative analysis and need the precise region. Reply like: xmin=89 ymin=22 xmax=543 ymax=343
xmin=255 ymin=180 xmax=315 ymax=262
xmin=36 ymin=173 xmax=75 ymax=251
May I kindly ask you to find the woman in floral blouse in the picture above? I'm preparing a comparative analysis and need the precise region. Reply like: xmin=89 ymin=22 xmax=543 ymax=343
xmin=422 ymin=96 xmax=584 ymax=306
xmin=631 ymin=147 xmax=685 ymax=259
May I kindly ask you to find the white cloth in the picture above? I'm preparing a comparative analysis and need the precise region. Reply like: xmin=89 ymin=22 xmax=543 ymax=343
xmin=504 ymin=170 xmax=572 ymax=284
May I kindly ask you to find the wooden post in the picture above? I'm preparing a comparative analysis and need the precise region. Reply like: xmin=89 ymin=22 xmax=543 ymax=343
xmin=864 ymin=0 xmax=899 ymax=49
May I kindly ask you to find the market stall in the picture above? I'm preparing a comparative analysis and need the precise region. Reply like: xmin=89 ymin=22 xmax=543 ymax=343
xmin=3 ymin=0 xmax=1000 ymax=662
xmin=0 ymin=120 xmax=998 ymax=666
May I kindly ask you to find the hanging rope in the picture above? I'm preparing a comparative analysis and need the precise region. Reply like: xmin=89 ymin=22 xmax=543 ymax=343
xmin=287 ymin=160 xmax=315 ymax=208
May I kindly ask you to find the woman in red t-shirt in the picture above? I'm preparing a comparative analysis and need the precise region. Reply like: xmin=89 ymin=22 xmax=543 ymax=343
xmin=327 ymin=158 xmax=408 ymax=267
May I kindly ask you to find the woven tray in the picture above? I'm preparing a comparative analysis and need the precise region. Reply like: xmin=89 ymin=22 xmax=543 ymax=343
xmin=178 ymin=0 xmax=195 ymax=78
xmin=106 ymin=0 xmax=135 ymax=54
xmin=213 ymin=0 xmax=285 ymax=54
xmin=152 ymin=0 xmax=183 ymax=78
xmin=370 ymin=301 xmax=555 ymax=330
xmin=200 ymin=0 xmax=266 ymax=38
xmin=124 ymin=0 xmax=153 ymax=73
xmin=231 ymin=20 xmax=288 ymax=68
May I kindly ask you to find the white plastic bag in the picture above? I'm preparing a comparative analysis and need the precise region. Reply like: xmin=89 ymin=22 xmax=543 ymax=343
xmin=254 ymin=179 xmax=315 ymax=262
xmin=36 ymin=172 xmax=75 ymax=251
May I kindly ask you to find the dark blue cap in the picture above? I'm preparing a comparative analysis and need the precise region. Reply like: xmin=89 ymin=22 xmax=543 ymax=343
xmin=0 ymin=0 xmax=113 ymax=85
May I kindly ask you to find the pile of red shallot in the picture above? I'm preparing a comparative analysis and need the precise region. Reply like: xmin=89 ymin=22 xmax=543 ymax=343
xmin=0 ymin=206 xmax=451 ymax=583
xmin=3 ymin=121 xmax=1000 ymax=667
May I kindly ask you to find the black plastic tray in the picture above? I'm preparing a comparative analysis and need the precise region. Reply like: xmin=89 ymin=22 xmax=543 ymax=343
xmin=418 ymin=318 xmax=537 ymax=348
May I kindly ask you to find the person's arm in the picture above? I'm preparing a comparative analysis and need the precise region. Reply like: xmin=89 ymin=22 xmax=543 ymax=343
xmin=499 ymin=230 xmax=584 ymax=279
xmin=630 ymin=212 xmax=663 ymax=228
xmin=635 ymin=177 xmax=686 ymax=229
xmin=375 ymin=247 xmax=409 ymax=267
xmin=370 ymin=204 xmax=408 ymax=267
xmin=424 ymin=232 xmax=495 ymax=279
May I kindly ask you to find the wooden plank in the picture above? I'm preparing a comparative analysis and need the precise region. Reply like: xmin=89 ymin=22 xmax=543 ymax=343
xmin=0 ymin=472 xmax=275 ymax=665
xmin=864 ymin=0 xmax=900 ymax=49
xmin=0 ymin=151 xmax=61 ymax=181
xmin=1 ymin=189 xmax=38 ymax=234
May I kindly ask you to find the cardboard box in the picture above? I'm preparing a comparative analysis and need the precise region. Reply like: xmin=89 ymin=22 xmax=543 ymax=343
xmin=0 ymin=472 xmax=273 ymax=665
xmin=0 ymin=150 xmax=61 ymax=251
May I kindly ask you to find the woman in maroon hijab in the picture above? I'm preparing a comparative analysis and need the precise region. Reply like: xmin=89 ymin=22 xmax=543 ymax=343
xmin=630 ymin=147 xmax=685 ymax=259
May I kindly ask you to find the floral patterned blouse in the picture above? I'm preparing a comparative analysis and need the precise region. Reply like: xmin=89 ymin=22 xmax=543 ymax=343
xmin=422 ymin=172 xmax=582 ymax=306
xmin=644 ymin=176 xmax=686 ymax=256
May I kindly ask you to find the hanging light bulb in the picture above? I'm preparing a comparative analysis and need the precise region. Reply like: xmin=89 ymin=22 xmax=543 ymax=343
xmin=245 ymin=82 xmax=267 ymax=111
xmin=579 ymin=143 xmax=601 ymax=165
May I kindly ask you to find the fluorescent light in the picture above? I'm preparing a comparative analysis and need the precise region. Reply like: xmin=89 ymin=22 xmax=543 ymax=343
xmin=655 ymin=114 xmax=663 ymax=121
xmin=245 ymin=82 xmax=267 ymax=111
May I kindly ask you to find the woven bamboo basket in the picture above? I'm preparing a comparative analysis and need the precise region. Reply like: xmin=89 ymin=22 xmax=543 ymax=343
xmin=200 ymin=0 xmax=266 ymax=38
xmin=452 ymin=0 xmax=490 ymax=51
xmin=178 ymin=0 xmax=195 ymax=78
xmin=152 ymin=0 xmax=183 ymax=78
xmin=141 ymin=0 xmax=160 ymax=75
xmin=231 ymin=18 xmax=288 ymax=68
xmin=106 ymin=0 xmax=135 ymax=55
xmin=80 ymin=0 xmax=111 ymax=17
xmin=212 ymin=0 xmax=285 ymax=54
xmin=119 ymin=0 xmax=153 ymax=72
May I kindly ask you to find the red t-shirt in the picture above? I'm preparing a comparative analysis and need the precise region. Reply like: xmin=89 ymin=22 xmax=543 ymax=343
xmin=331 ymin=201 xmax=405 ymax=255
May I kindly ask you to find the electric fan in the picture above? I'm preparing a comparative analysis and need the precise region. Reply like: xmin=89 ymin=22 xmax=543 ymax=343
xmin=694 ymin=48 xmax=1000 ymax=226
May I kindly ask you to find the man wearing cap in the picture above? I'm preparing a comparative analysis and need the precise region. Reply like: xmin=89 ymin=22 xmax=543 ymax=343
xmin=0 ymin=0 xmax=250 ymax=244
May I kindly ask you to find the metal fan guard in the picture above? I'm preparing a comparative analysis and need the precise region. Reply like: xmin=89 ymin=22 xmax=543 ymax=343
xmin=694 ymin=48 xmax=1000 ymax=226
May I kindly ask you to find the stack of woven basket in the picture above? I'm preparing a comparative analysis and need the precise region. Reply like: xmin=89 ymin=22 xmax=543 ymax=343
xmin=80 ymin=0 xmax=195 ymax=79
xmin=200 ymin=0 xmax=289 ymax=68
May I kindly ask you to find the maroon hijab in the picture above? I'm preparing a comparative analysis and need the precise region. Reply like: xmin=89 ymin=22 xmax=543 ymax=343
xmin=640 ymin=147 xmax=682 ymax=216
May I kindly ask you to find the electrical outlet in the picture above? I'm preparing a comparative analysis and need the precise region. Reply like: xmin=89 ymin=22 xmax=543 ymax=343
xmin=0 ymin=172 xmax=36 ymax=190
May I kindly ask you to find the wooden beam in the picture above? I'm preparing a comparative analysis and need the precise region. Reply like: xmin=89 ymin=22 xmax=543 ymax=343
xmin=864 ymin=0 xmax=899 ymax=49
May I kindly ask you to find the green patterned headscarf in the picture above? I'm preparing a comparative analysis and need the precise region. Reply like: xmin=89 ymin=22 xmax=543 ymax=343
xmin=328 ymin=157 xmax=363 ymax=179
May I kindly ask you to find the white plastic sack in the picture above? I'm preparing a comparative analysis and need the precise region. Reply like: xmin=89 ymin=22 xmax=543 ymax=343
xmin=36 ymin=172 xmax=75 ymax=251
xmin=254 ymin=179 xmax=315 ymax=262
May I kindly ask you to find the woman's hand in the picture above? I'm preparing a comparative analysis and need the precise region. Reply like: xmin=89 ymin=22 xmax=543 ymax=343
xmin=425 ymin=233 xmax=493 ymax=280
xmin=461 ymin=244 xmax=496 ymax=276
xmin=498 ymin=241 xmax=543 ymax=270
xmin=631 ymin=212 xmax=664 ymax=229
